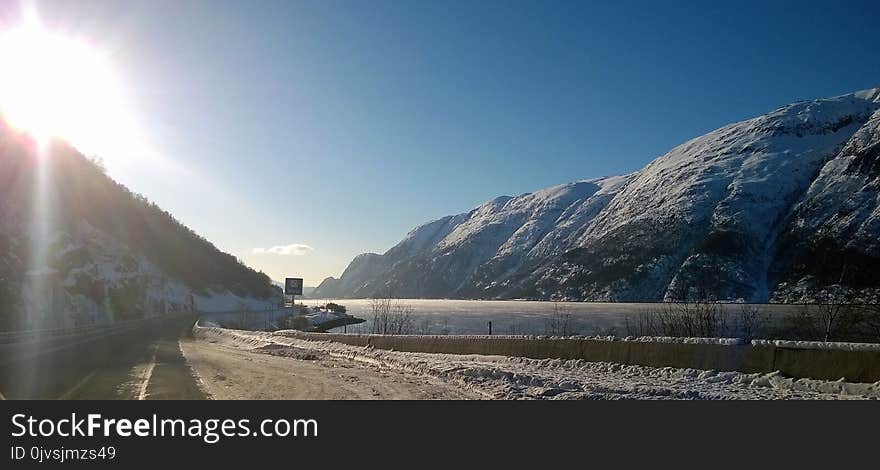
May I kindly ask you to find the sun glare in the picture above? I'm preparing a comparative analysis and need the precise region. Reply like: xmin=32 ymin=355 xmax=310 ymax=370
xmin=0 ymin=13 xmax=137 ymax=161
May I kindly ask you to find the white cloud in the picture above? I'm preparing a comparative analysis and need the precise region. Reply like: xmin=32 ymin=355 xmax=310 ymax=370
xmin=252 ymin=243 xmax=314 ymax=256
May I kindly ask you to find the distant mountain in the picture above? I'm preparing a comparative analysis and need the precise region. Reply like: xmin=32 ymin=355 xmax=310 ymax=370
xmin=0 ymin=125 xmax=281 ymax=330
xmin=315 ymin=88 xmax=880 ymax=302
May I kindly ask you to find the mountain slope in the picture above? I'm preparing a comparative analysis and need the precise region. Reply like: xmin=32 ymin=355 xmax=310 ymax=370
xmin=315 ymin=175 xmax=633 ymax=298
xmin=0 ymin=125 xmax=281 ymax=330
xmin=772 ymin=89 xmax=880 ymax=301
xmin=315 ymin=88 xmax=880 ymax=302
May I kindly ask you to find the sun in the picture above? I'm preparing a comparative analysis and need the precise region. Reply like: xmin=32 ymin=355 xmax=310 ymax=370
xmin=0 ymin=13 xmax=137 ymax=161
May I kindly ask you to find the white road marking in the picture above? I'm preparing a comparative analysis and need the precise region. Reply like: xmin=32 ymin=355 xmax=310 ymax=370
xmin=178 ymin=339 xmax=214 ymax=399
xmin=57 ymin=370 xmax=97 ymax=400
xmin=138 ymin=343 xmax=160 ymax=400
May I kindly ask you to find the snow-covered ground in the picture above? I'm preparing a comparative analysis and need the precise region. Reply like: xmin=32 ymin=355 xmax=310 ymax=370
xmin=304 ymin=310 xmax=354 ymax=325
xmin=197 ymin=327 xmax=880 ymax=400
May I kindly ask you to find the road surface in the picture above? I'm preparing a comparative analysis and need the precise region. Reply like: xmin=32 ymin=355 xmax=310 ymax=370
xmin=0 ymin=315 xmax=477 ymax=400
xmin=0 ymin=315 xmax=205 ymax=400
xmin=180 ymin=336 xmax=477 ymax=399
xmin=8 ymin=317 xmax=875 ymax=400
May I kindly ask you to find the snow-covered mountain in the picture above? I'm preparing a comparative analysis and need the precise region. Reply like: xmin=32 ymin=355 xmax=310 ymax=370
xmin=0 ymin=126 xmax=281 ymax=331
xmin=315 ymin=88 xmax=880 ymax=302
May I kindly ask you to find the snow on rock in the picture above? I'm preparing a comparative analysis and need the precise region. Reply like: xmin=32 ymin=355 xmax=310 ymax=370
xmin=772 ymin=100 xmax=880 ymax=302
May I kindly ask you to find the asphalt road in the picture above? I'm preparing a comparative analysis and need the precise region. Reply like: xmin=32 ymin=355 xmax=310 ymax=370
xmin=0 ymin=315 xmax=206 ymax=400
xmin=0 ymin=314 xmax=471 ymax=400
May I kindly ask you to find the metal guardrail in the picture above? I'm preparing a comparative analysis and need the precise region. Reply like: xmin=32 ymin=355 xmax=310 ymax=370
xmin=0 ymin=308 xmax=281 ymax=345
xmin=0 ymin=316 xmax=171 ymax=345
xmin=0 ymin=323 xmax=118 ymax=340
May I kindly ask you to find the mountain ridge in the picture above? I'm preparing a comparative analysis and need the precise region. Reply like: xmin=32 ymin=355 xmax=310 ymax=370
xmin=0 ymin=125 xmax=281 ymax=330
xmin=315 ymin=88 xmax=880 ymax=302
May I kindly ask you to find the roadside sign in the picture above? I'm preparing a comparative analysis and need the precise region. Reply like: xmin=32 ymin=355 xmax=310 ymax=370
xmin=284 ymin=277 xmax=303 ymax=296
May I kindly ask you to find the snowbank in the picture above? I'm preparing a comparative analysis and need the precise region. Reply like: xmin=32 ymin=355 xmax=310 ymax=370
xmin=267 ymin=330 xmax=880 ymax=383
xmin=752 ymin=339 xmax=880 ymax=352
xmin=195 ymin=326 xmax=880 ymax=400
xmin=624 ymin=336 xmax=745 ymax=345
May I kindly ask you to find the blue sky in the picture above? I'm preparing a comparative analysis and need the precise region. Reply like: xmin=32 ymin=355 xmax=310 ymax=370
xmin=9 ymin=0 xmax=880 ymax=285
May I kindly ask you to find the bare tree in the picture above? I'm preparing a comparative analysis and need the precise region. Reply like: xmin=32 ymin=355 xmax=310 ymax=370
xmin=369 ymin=296 xmax=416 ymax=335
xmin=439 ymin=317 xmax=451 ymax=335
xmin=238 ymin=302 xmax=247 ymax=329
xmin=507 ymin=322 xmax=530 ymax=336
xmin=625 ymin=289 xmax=728 ymax=338
xmin=389 ymin=303 xmax=415 ymax=335
xmin=736 ymin=304 xmax=768 ymax=341
xmin=544 ymin=302 xmax=576 ymax=336
xmin=625 ymin=309 xmax=658 ymax=337
xmin=416 ymin=317 xmax=432 ymax=335
xmin=369 ymin=297 xmax=391 ymax=334
xmin=860 ymin=304 xmax=880 ymax=342
xmin=783 ymin=291 xmax=861 ymax=342
xmin=818 ymin=302 xmax=852 ymax=342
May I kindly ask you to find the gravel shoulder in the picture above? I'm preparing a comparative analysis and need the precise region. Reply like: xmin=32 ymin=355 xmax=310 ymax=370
xmin=179 ymin=335 xmax=478 ymax=400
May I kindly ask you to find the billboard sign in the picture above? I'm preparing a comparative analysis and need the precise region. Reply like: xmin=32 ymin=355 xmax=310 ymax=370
xmin=284 ymin=277 xmax=303 ymax=296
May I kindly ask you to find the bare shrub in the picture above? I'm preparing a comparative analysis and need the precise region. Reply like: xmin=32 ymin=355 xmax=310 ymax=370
xmin=506 ymin=322 xmax=531 ymax=336
xmin=237 ymin=302 xmax=248 ymax=329
xmin=859 ymin=304 xmax=880 ymax=342
xmin=439 ymin=317 xmax=451 ymax=335
xmin=625 ymin=300 xmax=728 ymax=338
xmin=588 ymin=325 xmax=619 ymax=337
xmin=626 ymin=276 xmax=730 ymax=338
xmin=369 ymin=297 xmax=391 ymax=334
xmin=416 ymin=317 xmax=432 ymax=335
xmin=544 ymin=302 xmax=576 ymax=336
xmin=736 ymin=304 xmax=768 ymax=341
xmin=625 ymin=309 xmax=658 ymax=337
xmin=369 ymin=297 xmax=415 ymax=335
xmin=783 ymin=301 xmax=866 ymax=342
